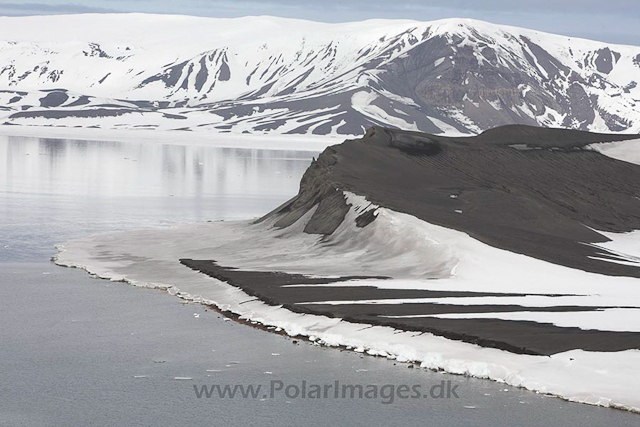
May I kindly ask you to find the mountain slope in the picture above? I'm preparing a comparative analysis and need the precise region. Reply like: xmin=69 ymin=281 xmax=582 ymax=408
xmin=0 ymin=14 xmax=639 ymax=135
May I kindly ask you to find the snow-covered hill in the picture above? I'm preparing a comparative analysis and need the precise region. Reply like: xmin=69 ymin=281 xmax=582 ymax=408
xmin=1 ymin=14 xmax=639 ymax=136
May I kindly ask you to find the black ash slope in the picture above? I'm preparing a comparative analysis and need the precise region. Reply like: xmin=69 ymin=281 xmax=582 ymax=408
xmin=265 ymin=124 xmax=640 ymax=277
xmin=182 ymin=125 xmax=640 ymax=356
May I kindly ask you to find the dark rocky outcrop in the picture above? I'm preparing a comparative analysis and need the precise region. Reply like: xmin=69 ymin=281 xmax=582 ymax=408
xmin=184 ymin=125 xmax=640 ymax=355
xmin=263 ymin=125 xmax=640 ymax=277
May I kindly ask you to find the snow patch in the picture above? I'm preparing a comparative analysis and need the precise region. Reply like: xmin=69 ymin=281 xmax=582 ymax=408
xmin=53 ymin=190 xmax=640 ymax=412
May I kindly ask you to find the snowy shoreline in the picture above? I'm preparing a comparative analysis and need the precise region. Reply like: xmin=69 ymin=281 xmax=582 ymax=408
xmin=46 ymin=126 xmax=640 ymax=413
xmin=52 ymin=194 xmax=640 ymax=413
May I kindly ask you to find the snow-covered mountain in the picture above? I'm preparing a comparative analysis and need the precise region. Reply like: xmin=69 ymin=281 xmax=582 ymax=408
xmin=1 ymin=14 xmax=639 ymax=136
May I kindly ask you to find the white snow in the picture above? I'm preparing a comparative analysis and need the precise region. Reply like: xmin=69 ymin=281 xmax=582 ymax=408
xmin=384 ymin=309 xmax=640 ymax=332
xmin=589 ymin=138 xmax=640 ymax=166
xmin=593 ymin=230 xmax=640 ymax=259
xmin=351 ymin=91 xmax=419 ymax=132
xmin=0 ymin=14 xmax=638 ymax=136
xmin=427 ymin=116 xmax=469 ymax=136
xmin=487 ymin=99 xmax=503 ymax=111
xmin=54 ymin=190 xmax=640 ymax=412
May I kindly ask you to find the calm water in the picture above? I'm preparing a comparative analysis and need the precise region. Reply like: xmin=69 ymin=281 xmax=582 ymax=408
xmin=0 ymin=135 xmax=637 ymax=426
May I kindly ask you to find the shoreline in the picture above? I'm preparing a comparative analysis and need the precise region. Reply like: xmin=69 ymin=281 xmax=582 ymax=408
xmin=45 ymin=124 xmax=640 ymax=414
xmin=51 ymin=258 xmax=640 ymax=415
xmin=199 ymin=302 xmax=638 ymax=416
xmin=0 ymin=124 xmax=344 ymax=151
xmin=179 ymin=259 xmax=640 ymax=356
xmin=52 ymin=226 xmax=640 ymax=414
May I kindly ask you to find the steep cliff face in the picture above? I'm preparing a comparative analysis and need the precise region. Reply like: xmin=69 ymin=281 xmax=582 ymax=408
xmin=263 ymin=125 xmax=640 ymax=277
xmin=259 ymin=144 xmax=349 ymax=235
xmin=370 ymin=31 xmax=635 ymax=133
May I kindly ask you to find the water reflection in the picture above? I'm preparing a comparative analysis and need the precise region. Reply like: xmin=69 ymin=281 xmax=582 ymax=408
xmin=0 ymin=135 xmax=316 ymax=261
xmin=1 ymin=136 xmax=312 ymax=198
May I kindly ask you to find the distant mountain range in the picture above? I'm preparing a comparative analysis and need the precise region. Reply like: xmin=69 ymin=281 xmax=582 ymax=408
xmin=0 ymin=14 xmax=639 ymax=136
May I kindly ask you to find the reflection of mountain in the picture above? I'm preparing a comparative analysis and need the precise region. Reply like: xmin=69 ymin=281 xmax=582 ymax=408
xmin=1 ymin=15 xmax=639 ymax=135
xmin=0 ymin=136 xmax=312 ymax=198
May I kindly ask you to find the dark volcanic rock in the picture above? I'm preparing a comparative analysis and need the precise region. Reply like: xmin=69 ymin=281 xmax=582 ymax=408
xmin=39 ymin=91 xmax=69 ymax=108
xmin=184 ymin=125 xmax=640 ymax=356
xmin=181 ymin=258 xmax=640 ymax=355
xmin=180 ymin=258 xmax=640 ymax=355
xmin=263 ymin=125 xmax=640 ymax=277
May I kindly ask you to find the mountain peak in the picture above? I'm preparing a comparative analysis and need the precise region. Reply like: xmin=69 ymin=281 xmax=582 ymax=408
xmin=0 ymin=14 xmax=638 ymax=136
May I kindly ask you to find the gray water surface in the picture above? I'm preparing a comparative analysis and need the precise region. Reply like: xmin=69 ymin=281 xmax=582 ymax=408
xmin=1 ymin=135 xmax=637 ymax=426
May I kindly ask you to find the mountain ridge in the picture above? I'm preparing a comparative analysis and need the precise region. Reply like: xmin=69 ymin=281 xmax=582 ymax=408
xmin=0 ymin=14 xmax=639 ymax=135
